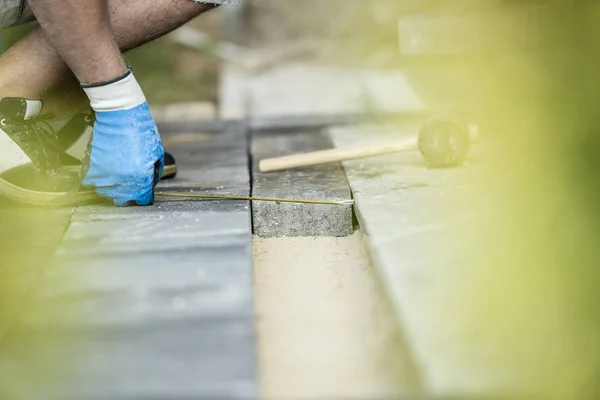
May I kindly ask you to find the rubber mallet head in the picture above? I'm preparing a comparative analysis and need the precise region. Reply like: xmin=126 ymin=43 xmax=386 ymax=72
xmin=418 ymin=117 xmax=472 ymax=168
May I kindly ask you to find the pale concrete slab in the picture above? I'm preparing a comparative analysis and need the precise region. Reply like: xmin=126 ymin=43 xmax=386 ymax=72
xmin=151 ymin=101 xmax=216 ymax=122
xmin=219 ymin=63 xmax=426 ymax=119
xmin=328 ymin=124 xmax=518 ymax=395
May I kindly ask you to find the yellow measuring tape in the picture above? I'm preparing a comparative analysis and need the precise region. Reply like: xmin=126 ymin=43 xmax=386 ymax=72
xmin=156 ymin=192 xmax=354 ymax=206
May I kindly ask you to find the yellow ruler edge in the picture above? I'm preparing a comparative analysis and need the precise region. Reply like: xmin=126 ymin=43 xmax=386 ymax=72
xmin=155 ymin=192 xmax=354 ymax=206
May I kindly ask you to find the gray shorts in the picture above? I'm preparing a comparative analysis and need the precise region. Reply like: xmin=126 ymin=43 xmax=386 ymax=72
xmin=0 ymin=0 xmax=34 ymax=29
xmin=0 ymin=0 xmax=237 ymax=30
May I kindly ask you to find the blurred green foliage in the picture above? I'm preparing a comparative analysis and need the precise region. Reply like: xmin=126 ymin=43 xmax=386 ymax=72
xmin=392 ymin=3 xmax=600 ymax=398
xmin=0 ymin=205 xmax=81 ymax=399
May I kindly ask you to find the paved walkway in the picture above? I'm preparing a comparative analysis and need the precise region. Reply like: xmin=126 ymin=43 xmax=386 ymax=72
xmin=0 ymin=124 xmax=256 ymax=400
xmin=219 ymin=62 xmax=515 ymax=397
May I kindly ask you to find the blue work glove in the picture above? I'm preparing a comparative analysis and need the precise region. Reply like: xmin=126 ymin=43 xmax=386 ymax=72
xmin=81 ymin=68 xmax=164 ymax=206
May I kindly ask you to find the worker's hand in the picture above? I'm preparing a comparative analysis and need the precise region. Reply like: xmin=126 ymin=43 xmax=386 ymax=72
xmin=81 ymin=68 xmax=164 ymax=206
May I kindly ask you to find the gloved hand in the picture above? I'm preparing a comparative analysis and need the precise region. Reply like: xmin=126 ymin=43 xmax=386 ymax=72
xmin=81 ymin=68 xmax=164 ymax=206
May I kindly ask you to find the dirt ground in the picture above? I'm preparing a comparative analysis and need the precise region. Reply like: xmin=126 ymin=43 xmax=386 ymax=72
xmin=253 ymin=231 xmax=422 ymax=400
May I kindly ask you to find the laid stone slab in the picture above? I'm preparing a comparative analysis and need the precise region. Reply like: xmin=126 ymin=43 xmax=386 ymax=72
xmin=36 ymin=246 xmax=253 ymax=325
xmin=252 ymin=130 xmax=353 ymax=237
xmin=158 ymin=122 xmax=250 ymax=193
xmin=1 ymin=127 xmax=257 ymax=400
xmin=1 ymin=317 xmax=256 ymax=400
xmin=58 ymin=210 xmax=250 ymax=255
xmin=151 ymin=101 xmax=216 ymax=122
xmin=78 ymin=198 xmax=250 ymax=216
xmin=219 ymin=63 xmax=425 ymax=119
xmin=328 ymin=124 xmax=517 ymax=395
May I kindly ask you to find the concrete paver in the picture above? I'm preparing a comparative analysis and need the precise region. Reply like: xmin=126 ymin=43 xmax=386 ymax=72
xmin=252 ymin=129 xmax=353 ymax=237
xmin=219 ymin=63 xmax=425 ymax=119
xmin=328 ymin=124 xmax=516 ymax=395
xmin=1 ymin=127 xmax=257 ymax=400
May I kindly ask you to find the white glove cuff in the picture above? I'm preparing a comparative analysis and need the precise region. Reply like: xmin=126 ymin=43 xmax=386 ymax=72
xmin=82 ymin=68 xmax=146 ymax=112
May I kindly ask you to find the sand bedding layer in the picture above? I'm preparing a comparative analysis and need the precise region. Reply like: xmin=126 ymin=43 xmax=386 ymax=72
xmin=253 ymin=231 xmax=421 ymax=400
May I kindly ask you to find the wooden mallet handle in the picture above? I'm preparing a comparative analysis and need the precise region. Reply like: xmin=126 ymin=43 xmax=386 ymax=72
xmin=258 ymin=137 xmax=417 ymax=173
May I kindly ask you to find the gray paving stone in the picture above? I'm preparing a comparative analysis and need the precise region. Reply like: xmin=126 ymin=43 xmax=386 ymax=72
xmin=1 ymin=318 xmax=255 ymax=400
xmin=1 ymin=128 xmax=257 ymax=400
xmin=328 ymin=124 xmax=510 ymax=395
xmin=76 ymin=199 xmax=250 ymax=217
xmin=158 ymin=124 xmax=250 ymax=193
xmin=251 ymin=130 xmax=354 ymax=237
xmin=30 ymin=247 xmax=253 ymax=325
xmin=59 ymin=211 xmax=250 ymax=255
xmin=156 ymin=119 xmax=235 ymax=135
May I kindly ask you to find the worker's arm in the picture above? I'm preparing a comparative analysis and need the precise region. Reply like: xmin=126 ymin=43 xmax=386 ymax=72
xmin=27 ymin=0 xmax=164 ymax=206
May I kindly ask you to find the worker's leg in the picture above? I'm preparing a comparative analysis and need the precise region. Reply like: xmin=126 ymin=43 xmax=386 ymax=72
xmin=0 ymin=0 xmax=218 ymax=117
xmin=0 ymin=0 xmax=220 ymax=205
